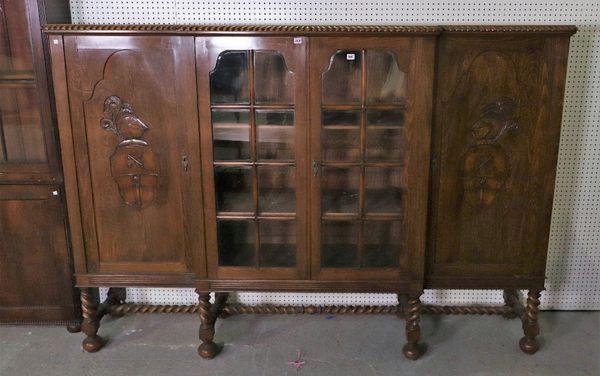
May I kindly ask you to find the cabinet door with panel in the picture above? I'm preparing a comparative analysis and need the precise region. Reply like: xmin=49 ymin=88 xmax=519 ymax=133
xmin=309 ymin=37 xmax=434 ymax=282
xmin=0 ymin=185 xmax=75 ymax=322
xmin=62 ymin=36 xmax=204 ymax=277
xmin=197 ymin=36 xmax=308 ymax=280
xmin=427 ymin=35 xmax=571 ymax=288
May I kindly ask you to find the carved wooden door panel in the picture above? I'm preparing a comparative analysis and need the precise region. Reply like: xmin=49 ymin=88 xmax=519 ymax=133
xmin=63 ymin=36 xmax=204 ymax=275
xmin=309 ymin=37 xmax=434 ymax=281
xmin=427 ymin=35 xmax=571 ymax=286
xmin=197 ymin=36 xmax=308 ymax=280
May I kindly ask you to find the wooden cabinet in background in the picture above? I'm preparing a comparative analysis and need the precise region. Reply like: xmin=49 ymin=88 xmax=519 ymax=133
xmin=0 ymin=0 xmax=77 ymax=323
xmin=45 ymin=24 xmax=576 ymax=359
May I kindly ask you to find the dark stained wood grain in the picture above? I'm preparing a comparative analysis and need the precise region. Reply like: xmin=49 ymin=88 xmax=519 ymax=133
xmin=0 ymin=185 xmax=76 ymax=322
xmin=61 ymin=35 xmax=205 ymax=276
xmin=0 ymin=0 xmax=34 ymax=75
xmin=0 ymin=0 xmax=76 ymax=324
xmin=44 ymin=25 xmax=575 ymax=357
xmin=48 ymin=34 xmax=87 ymax=275
xmin=426 ymin=34 xmax=572 ymax=289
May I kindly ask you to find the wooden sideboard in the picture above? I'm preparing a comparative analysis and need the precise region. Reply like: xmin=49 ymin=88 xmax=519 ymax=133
xmin=45 ymin=24 xmax=576 ymax=359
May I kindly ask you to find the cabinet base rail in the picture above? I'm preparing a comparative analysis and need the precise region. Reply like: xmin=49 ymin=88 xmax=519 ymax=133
xmin=69 ymin=288 xmax=541 ymax=359
xmin=107 ymin=301 xmax=518 ymax=316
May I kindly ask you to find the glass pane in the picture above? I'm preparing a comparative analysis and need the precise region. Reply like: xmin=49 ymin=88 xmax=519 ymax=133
xmin=321 ymin=167 xmax=359 ymax=214
xmin=321 ymin=110 xmax=360 ymax=162
xmin=366 ymin=50 xmax=406 ymax=104
xmin=363 ymin=221 xmax=401 ymax=267
xmin=0 ymin=87 xmax=46 ymax=163
xmin=260 ymin=220 xmax=296 ymax=267
xmin=366 ymin=110 xmax=406 ymax=162
xmin=210 ymin=51 xmax=249 ymax=104
xmin=254 ymin=51 xmax=294 ymax=104
xmin=365 ymin=167 xmax=404 ymax=213
xmin=322 ymin=50 xmax=362 ymax=104
xmin=321 ymin=220 xmax=359 ymax=268
xmin=218 ymin=220 xmax=255 ymax=266
xmin=212 ymin=110 xmax=250 ymax=161
xmin=0 ymin=2 xmax=34 ymax=78
xmin=257 ymin=110 xmax=294 ymax=160
xmin=215 ymin=167 xmax=254 ymax=213
xmin=258 ymin=166 xmax=296 ymax=213
xmin=367 ymin=109 xmax=405 ymax=127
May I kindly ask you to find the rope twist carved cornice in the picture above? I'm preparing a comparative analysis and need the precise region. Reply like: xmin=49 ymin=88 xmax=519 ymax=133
xmin=43 ymin=24 xmax=577 ymax=35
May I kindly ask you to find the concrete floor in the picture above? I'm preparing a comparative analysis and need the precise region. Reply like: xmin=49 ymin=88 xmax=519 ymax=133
xmin=0 ymin=312 xmax=598 ymax=376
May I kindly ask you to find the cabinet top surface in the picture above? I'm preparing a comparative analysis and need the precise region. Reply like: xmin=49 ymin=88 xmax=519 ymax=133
xmin=43 ymin=24 xmax=577 ymax=36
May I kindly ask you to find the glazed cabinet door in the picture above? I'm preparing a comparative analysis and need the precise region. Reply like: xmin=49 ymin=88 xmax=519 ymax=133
xmin=0 ymin=185 xmax=76 ymax=322
xmin=197 ymin=36 xmax=308 ymax=280
xmin=309 ymin=37 xmax=434 ymax=281
xmin=427 ymin=35 xmax=571 ymax=287
xmin=61 ymin=36 xmax=204 ymax=276
xmin=0 ymin=0 xmax=61 ymax=181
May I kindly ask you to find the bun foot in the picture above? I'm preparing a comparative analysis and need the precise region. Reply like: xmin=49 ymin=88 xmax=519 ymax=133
xmin=403 ymin=343 xmax=423 ymax=360
xmin=519 ymin=337 xmax=539 ymax=354
xmin=198 ymin=342 xmax=221 ymax=359
xmin=82 ymin=335 xmax=106 ymax=353
xmin=66 ymin=322 xmax=81 ymax=333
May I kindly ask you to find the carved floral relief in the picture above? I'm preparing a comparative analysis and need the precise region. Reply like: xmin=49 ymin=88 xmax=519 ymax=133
xmin=100 ymin=95 xmax=159 ymax=209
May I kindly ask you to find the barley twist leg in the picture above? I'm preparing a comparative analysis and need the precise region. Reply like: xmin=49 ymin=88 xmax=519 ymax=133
xmin=402 ymin=294 xmax=424 ymax=360
xmin=80 ymin=288 xmax=106 ymax=352
xmin=197 ymin=290 xmax=220 ymax=359
xmin=519 ymin=290 xmax=542 ymax=354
